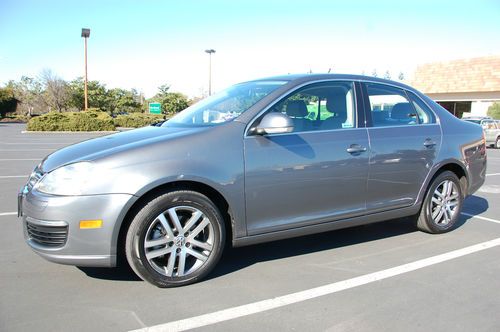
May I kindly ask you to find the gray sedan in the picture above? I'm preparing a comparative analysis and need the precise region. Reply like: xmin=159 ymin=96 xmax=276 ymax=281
xmin=19 ymin=74 xmax=487 ymax=287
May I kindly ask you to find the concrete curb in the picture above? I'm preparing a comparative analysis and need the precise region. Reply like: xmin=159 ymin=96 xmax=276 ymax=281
xmin=21 ymin=127 xmax=135 ymax=134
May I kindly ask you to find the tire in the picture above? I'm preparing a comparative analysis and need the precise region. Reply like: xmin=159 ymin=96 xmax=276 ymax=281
xmin=417 ymin=171 xmax=463 ymax=234
xmin=495 ymin=137 xmax=500 ymax=149
xmin=125 ymin=190 xmax=225 ymax=287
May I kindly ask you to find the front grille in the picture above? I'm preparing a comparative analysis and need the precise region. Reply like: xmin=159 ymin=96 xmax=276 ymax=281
xmin=26 ymin=220 xmax=68 ymax=247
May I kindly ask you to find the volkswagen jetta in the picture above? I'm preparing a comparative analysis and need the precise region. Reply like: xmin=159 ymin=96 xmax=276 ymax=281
xmin=19 ymin=74 xmax=487 ymax=287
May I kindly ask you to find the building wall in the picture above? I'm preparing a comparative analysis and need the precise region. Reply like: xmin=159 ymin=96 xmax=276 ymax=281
xmin=470 ymin=101 xmax=493 ymax=117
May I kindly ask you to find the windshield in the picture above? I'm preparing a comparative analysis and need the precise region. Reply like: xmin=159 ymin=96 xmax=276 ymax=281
xmin=163 ymin=80 xmax=287 ymax=127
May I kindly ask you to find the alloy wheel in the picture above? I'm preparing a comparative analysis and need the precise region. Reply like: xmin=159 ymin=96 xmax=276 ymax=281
xmin=430 ymin=180 xmax=460 ymax=226
xmin=143 ymin=206 xmax=214 ymax=277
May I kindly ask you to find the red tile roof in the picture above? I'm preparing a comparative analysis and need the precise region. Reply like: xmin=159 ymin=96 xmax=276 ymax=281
xmin=411 ymin=55 xmax=500 ymax=93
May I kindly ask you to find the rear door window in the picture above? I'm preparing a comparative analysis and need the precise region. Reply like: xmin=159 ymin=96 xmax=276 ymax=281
xmin=365 ymin=83 xmax=434 ymax=127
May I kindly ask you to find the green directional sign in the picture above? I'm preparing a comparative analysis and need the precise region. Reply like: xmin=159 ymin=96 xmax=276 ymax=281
xmin=149 ymin=102 xmax=162 ymax=114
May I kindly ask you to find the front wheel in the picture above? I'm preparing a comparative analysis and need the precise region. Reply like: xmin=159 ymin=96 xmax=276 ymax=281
xmin=495 ymin=137 xmax=500 ymax=149
xmin=125 ymin=190 xmax=225 ymax=287
xmin=417 ymin=171 xmax=463 ymax=234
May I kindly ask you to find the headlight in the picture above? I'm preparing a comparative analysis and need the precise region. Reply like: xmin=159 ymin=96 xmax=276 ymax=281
xmin=34 ymin=162 xmax=99 ymax=196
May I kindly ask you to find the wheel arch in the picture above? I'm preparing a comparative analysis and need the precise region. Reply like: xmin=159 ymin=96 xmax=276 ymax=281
xmin=419 ymin=161 xmax=468 ymax=206
xmin=114 ymin=180 xmax=234 ymax=266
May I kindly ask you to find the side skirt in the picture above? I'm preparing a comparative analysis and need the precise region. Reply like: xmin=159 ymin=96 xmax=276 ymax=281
xmin=232 ymin=205 xmax=421 ymax=248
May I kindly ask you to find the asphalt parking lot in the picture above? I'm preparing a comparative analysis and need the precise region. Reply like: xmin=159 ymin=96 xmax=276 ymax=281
xmin=1 ymin=122 xmax=500 ymax=332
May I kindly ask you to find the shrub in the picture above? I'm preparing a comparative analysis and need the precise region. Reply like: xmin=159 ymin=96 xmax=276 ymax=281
xmin=0 ymin=113 xmax=29 ymax=123
xmin=113 ymin=113 xmax=165 ymax=128
xmin=27 ymin=110 xmax=115 ymax=131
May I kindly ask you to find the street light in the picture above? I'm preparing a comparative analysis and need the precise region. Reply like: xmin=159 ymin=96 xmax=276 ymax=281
xmin=81 ymin=28 xmax=90 ymax=111
xmin=205 ymin=49 xmax=216 ymax=96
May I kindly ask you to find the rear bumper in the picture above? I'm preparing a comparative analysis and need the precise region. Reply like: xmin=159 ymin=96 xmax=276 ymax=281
xmin=19 ymin=188 xmax=134 ymax=267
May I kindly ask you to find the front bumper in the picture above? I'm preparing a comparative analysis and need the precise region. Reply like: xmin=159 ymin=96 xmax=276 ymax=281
xmin=19 ymin=187 xmax=135 ymax=267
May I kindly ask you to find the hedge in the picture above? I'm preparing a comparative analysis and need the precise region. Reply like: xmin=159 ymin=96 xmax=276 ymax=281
xmin=113 ymin=113 xmax=165 ymax=128
xmin=26 ymin=110 xmax=115 ymax=131
xmin=0 ymin=113 xmax=29 ymax=123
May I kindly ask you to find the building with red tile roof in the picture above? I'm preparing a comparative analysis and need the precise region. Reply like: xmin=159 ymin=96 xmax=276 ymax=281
xmin=410 ymin=55 xmax=500 ymax=118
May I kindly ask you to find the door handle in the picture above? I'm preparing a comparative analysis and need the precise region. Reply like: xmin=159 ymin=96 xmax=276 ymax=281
xmin=423 ymin=139 xmax=436 ymax=148
xmin=346 ymin=144 xmax=367 ymax=154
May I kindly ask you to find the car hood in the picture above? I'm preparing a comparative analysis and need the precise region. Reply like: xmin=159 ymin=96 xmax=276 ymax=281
xmin=40 ymin=125 xmax=202 ymax=172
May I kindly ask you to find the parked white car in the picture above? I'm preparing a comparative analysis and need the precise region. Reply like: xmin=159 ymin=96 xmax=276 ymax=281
xmin=463 ymin=117 xmax=500 ymax=148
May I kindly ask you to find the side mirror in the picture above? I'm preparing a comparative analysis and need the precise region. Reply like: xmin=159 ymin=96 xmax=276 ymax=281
xmin=254 ymin=113 xmax=294 ymax=135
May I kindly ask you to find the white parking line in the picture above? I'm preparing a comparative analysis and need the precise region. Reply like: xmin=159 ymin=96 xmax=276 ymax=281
xmin=461 ymin=212 xmax=500 ymax=224
xmin=486 ymin=173 xmax=500 ymax=176
xmin=131 ymin=237 xmax=500 ymax=332
xmin=0 ymin=159 xmax=41 ymax=161
xmin=0 ymin=143 xmax=66 ymax=145
xmin=0 ymin=149 xmax=55 ymax=151
xmin=0 ymin=212 xmax=17 ymax=217
xmin=21 ymin=130 xmax=115 ymax=134
xmin=0 ymin=175 xmax=26 ymax=179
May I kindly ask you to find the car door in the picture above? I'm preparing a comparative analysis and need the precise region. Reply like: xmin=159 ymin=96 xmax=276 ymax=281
xmin=362 ymin=82 xmax=442 ymax=212
xmin=243 ymin=81 xmax=370 ymax=235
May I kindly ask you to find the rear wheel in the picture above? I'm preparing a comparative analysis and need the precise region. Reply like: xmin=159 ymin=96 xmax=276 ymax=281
xmin=417 ymin=171 xmax=463 ymax=234
xmin=125 ymin=190 xmax=225 ymax=287
xmin=495 ymin=137 xmax=500 ymax=149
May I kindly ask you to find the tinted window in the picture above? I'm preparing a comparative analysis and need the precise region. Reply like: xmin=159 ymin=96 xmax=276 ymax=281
xmin=263 ymin=81 xmax=355 ymax=133
xmin=366 ymin=83 xmax=418 ymax=127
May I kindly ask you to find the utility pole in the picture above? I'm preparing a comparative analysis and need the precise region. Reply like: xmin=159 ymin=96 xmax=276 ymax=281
xmin=81 ymin=28 xmax=91 ymax=111
xmin=205 ymin=49 xmax=216 ymax=96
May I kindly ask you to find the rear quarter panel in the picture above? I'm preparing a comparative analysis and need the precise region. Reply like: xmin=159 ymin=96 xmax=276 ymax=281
xmin=422 ymin=95 xmax=486 ymax=196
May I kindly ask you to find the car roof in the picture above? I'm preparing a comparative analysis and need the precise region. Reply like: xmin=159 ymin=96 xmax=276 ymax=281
xmin=246 ymin=73 xmax=418 ymax=92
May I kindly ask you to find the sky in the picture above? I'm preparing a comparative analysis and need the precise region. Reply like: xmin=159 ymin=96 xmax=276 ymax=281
xmin=1 ymin=0 xmax=500 ymax=98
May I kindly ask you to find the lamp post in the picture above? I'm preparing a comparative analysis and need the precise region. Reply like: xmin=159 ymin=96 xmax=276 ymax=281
xmin=205 ymin=49 xmax=216 ymax=96
xmin=81 ymin=28 xmax=90 ymax=111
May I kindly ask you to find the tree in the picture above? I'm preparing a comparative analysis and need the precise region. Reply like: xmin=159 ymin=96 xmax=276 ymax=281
xmin=150 ymin=84 xmax=189 ymax=115
xmin=0 ymin=86 xmax=18 ymax=118
xmin=40 ymin=69 xmax=70 ymax=112
xmin=398 ymin=72 xmax=405 ymax=81
xmin=158 ymin=84 xmax=170 ymax=95
xmin=188 ymin=96 xmax=204 ymax=106
xmin=383 ymin=70 xmax=391 ymax=80
xmin=372 ymin=69 xmax=378 ymax=78
xmin=68 ymin=78 xmax=143 ymax=114
xmin=108 ymin=88 xmax=142 ymax=113
xmin=160 ymin=92 xmax=189 ymax=114
xmin=487 ymin=102 xmax=500 ymax=119
xmin=9 ymin=76 xmax=45 ymax=115
xmin=68 ymin=78 xmax=111 ymax=112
